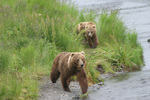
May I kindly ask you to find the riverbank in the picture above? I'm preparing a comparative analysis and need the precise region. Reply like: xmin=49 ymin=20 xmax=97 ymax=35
xmin=73 ymin=0 xmax=150 ymax=100
xmin=38 ymin=71 xmax=127 ymax=100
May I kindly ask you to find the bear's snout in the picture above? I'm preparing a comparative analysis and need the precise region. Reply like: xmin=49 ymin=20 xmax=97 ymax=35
xmin=81 ymin=64 xmax=84 ymax=68
xmin=89 ymin=33 xmax=92 ymax=37
xmin=79 ymin=59 xmax=84 ymax=68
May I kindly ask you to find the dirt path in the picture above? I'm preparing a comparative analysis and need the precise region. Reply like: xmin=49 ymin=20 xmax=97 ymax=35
xmin=38 ymin=77 xmax=81 ymax=100
xmin=38 ymin=72 xmax=127 ymax=100
xmin=38 ymin=76 xmax=103 ymax=100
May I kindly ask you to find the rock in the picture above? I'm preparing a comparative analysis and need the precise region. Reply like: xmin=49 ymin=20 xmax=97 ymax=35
xmin=95 ymin=64 xmax=105 ymax=74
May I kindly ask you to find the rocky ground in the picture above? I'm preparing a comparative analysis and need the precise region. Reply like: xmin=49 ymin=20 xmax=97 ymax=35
xmin=38 ymin=71 xmax=126 ymax=100
xmin=38 ymin=77 xmax=101 ymax=100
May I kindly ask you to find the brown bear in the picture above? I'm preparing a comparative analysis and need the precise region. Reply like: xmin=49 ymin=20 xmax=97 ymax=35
xmin=77 ymin=22 xmax=88 ymax=34
xmin=76 ymin=22 xmax=98 ymax=48
xmin=50 ymin=51 xmax=88 ymax=94
xmin=85 ymin=22 xmax=98 ymax=48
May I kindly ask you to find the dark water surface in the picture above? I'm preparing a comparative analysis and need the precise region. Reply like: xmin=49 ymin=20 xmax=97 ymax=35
xmin=71 ymin=0 xmax=150 ymax=100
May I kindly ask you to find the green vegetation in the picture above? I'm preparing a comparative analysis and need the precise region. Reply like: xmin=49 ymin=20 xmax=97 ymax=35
xmin=97 ymin=11 xmax=143 ymax=72
xmin=0 ymin=0 xmax=143 ymax=100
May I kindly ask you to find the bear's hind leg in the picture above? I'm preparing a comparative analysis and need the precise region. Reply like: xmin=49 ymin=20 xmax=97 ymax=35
xmin=51 ymin=71 xmax=60 ymax=83
xmin=50 ymin=65 xmax=60 ymax=83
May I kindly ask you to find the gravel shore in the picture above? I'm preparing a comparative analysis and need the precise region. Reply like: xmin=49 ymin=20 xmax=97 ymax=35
xmin=39 ymin=77 xmax=82 ymax=100
xmin=38 ymin=71 xmax=126 ymax=100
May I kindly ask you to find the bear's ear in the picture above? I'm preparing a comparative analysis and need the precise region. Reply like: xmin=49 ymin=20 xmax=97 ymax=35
xmin=71 ymin=53 xmax=75 ymax=57
xmin=81 ymin=51 xmax=85 ymax=55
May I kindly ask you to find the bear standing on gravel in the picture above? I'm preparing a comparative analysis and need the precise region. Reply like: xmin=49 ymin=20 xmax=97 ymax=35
xmin=50 ymin=51 xmax=88 ymax=94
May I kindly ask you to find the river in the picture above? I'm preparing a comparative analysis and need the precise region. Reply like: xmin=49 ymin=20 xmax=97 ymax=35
xmin=71 ymin=0 xmax=150 ymax=100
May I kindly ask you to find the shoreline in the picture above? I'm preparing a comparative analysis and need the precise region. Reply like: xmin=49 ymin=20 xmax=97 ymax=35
xmin=38 ymin=71 xmax=127 ymax=100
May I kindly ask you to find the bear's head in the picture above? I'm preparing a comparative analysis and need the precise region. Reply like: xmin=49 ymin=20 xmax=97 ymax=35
xmin=79 ymin=22 xmax=88 ymax=31
xmin=80 ymin=23 xmax=85 ymax=30
xmin=85 ymin=22 xmax=96 ymax=37
xmin=70 ymin=51 xmax=86 ymax=70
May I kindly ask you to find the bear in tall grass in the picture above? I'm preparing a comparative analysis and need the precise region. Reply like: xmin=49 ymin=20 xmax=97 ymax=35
xmin=77 ymin=22 xmax=98 ymax=48
xmin=77 ymin=22 xmax=88 ymax=34
xmin=50 ymin=51 xmax=88 ymax=94
xmin=85 ymin=22 xmax=98 ymax=48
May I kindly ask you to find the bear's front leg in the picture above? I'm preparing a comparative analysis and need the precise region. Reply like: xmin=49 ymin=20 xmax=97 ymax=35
xmin=91 ymin=34 xmax=98 ymax=48
xmin=60 ymin=74 xmax=71 ymax=92
xmin=76 ymin=69 xmax=88 ymax=94
xmin=88 ymin=37 xmax=93 ymax=48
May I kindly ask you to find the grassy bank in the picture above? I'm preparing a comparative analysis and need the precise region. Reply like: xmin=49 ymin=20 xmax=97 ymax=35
xmin=0 ymin=0 xmax=143 ymax=99
xmin=89 ymin=11 xmax=143 ymax=72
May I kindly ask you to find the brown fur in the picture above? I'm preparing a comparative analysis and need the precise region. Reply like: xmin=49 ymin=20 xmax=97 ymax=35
xmin=77 ymin=22 xmax=88 ymax=34
xmin=85 ymin=22 xmax=98 ymax=48
xmin=77 ymin=22 xmax=98 ymax=48
xmin=50 ymin=51 xmax=88 ymax=94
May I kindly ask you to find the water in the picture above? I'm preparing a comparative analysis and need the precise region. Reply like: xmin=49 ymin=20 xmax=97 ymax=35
xmin=71 ymin=0 xmax=150 ymax=99
xmin=86 ymin=70 xmax=150 ymax=100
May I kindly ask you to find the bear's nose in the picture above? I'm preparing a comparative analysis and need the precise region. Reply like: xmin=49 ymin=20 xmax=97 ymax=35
xmin=81 ymin=64 xmax=84 ymax=67
xmin=89 ymin=33 xmax=92 ymax=37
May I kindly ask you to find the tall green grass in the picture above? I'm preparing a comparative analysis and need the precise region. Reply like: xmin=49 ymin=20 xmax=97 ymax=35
xmin=98 ymin=11 xmax=126 ymax=45
xmin=0 ymin=49 xmax=10 ymax=72
xmin=96 ymin=11 xmax=143 ymax=71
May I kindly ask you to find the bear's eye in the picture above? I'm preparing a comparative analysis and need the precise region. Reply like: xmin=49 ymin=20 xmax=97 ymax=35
xmin=91 ymin=31 xmax=93 ymax=33
xmin=77 ymin=59 xmax=79 ymax=62
xmin=88 ymin=32 xmax=89 ymax=33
